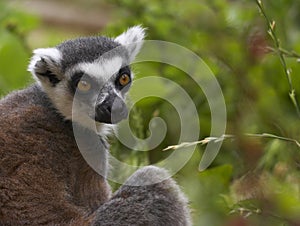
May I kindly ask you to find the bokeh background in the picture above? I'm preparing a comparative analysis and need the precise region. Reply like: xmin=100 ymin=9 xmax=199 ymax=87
xmin=1 ymin=0 xmax=300 ymax=225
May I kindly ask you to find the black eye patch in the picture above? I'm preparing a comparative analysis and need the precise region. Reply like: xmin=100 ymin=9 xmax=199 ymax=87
xmin=118 ymin=66 xmax=131 ymax=76
xmin=70 ymin=71 xmax=95 ymax=95
xmin=115 ymin=66 xmax=131 ymax=90
xmin=70 ymin=71 xmax=84 ymax=94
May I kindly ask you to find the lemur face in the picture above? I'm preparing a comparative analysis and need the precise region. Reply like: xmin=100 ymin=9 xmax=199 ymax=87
xmin=28 ymin=26 xmax=145 ymax=130
xmin=68 ymin=56 xmax=131 ymax=124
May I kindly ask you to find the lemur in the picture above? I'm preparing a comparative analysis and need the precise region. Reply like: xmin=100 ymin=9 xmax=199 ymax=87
xmin=0 ymin=26 xmax=191 ymax=225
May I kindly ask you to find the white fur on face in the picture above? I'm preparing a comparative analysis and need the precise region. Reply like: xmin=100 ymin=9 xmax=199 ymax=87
xmin=44 ymin=81 xmax=110 ymax=134
xmin=27 ymin=26 xmax=146 ymax=132
xmin=76 ymin=56 xmax=123 ymax=83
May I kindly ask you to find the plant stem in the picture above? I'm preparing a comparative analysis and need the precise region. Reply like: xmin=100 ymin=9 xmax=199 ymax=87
xmin=255 ymin=0 xmax=300 ymax=118
xmin=266 ymin=47 xmax=300 ymax=59
xmin=163 ymin=133 xmax=300 ymax=151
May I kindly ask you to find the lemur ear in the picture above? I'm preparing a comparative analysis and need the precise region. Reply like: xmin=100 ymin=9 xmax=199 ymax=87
xmin=28 ymin=48 xmax=63 ymax=86
xmin=115 ymin=25 xmax=146 ymax=62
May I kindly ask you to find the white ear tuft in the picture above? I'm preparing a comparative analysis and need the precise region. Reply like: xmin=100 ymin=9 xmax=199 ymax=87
xmin=28 ymin=48 xmax=62 ymax=74
xmin=115 ymin=25 xmax=146 ymax=62
xmin=28 ymin=47 xmax=62 ymax=86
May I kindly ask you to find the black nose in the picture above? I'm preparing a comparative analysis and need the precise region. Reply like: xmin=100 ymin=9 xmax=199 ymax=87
xmin=95 ymin=96 xmax=128 ymax=124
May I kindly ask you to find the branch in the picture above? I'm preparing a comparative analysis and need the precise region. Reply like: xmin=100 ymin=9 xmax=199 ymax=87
xmin=255 ymin=0 xmax=300 ymax=118
xmin=266 ymin=47 xmax=300 ymax=60
xmin=162 ymin=135 xmax=234 ymax=151
xmin=163 ymin=133 xmax=300 ymax=151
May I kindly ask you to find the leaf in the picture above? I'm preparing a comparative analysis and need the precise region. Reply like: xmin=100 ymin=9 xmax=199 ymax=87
xmin=199 ymin=164 xmax=233 ymax=190
xmin=0 ymin=29 xmax=30 ymax=94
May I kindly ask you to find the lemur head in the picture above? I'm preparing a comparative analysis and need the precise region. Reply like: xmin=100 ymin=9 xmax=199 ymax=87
xmin=28 ymin=26 xmax=145 ymax=132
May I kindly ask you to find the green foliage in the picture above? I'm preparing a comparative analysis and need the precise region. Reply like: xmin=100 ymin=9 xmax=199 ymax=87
xmin=194 ymin=165 xmax=233 ymax=225
xmin=0 ymin=2 xmax=39 ymax=95
xmin=2 ymin=0 xmax=300 ymax=225
xmin=105 ymin=0 xmax=300 ymax=224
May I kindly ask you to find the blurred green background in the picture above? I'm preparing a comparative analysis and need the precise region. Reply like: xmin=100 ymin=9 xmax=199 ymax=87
xmin=1 ymin=0 xmax=300 ymax=225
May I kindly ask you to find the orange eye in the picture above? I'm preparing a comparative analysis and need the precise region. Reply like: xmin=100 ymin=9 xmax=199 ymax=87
xmin=119 ymin=74 xmax=130 ymax=86
xmin=77 ymin=80 xmax=91 ymax=92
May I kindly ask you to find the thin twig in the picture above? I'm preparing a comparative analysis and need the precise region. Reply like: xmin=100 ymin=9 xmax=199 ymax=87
xmin=266 ymin=47 xmax=300 ymax=60
xmin=162 ymin=135 xmax=234 ymax=151
xmin=255 ymin=0 xmax=300 ymax=118
xmin=162 ymin=133 xmax=300 ymax=151
xmin=245 ymin=133 xmax=300 ymax=147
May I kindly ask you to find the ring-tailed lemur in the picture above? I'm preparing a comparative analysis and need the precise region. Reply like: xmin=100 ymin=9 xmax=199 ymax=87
xmin=0 ymin=26 xmax=191 ymax=225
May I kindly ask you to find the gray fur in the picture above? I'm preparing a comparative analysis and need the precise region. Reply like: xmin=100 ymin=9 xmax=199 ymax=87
xmin=0 ymin=26 xmax=192 ymax=225
xmin=57 ymin=37 xmax=126 ymax=71
xmin=93 ymin=166 xmax=192 ymax=226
